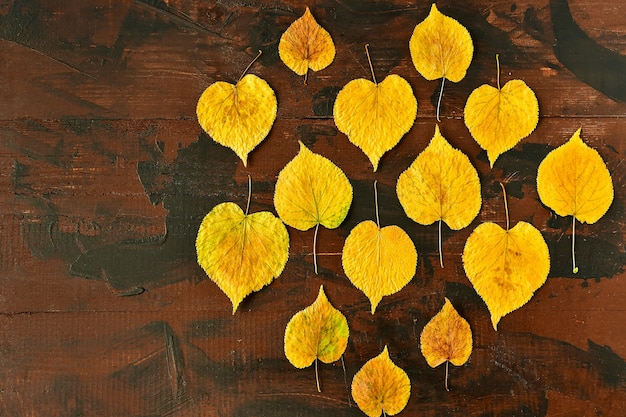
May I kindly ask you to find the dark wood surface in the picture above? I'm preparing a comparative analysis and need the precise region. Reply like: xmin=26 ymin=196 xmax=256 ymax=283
xmin=1 ymin=0 xmax=625 ymax=416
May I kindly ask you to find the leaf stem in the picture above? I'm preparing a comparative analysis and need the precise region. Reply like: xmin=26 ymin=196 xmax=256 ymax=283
xmin=499 ymin=182 xmax=510 ymax=231
xmin=245 ymin=175 xmax=252 ymax=215
xmin=365 ymin=44 xmax=377 ymax=85
xmin=374 ymin=180 xmax=380 ymax=228
xmin=436 ymin=77 xmax=445 ymax=122
xmin=572 ymin=216 xmax=578 ymax=274
xmin=496 ymin=53 xmax=501 ymax=90
xmin=238 ymin=50 xmax=263 ymax=82
xmin=313 ymin=223 xmax=320 ymax=275
xmin=445 ymin=360 xmax=450 ymax=391
xmin=438 ymin=219 xmax=444 ymax=268
xmin=315 ymin=358 xmax=321 ymax=392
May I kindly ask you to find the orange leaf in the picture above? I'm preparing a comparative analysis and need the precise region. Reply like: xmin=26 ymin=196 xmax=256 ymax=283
xmin=279 ymin=7 xmax=335 ymax=79
xmin=284 ymin=285 xmax=349 ymax=392
xmin=351 ymin=346 xmax=411 ymax=417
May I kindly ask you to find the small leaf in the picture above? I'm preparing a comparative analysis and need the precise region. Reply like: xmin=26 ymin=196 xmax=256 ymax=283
xmin=284 ymin=285 xmax=349 ymax=392
xmin=464 ymin=56 xmax=539 ymax=167
xmin=351 ymin=346 xmax=411 ymax=417
xmin=397 ymin=125 xmax=481 ymax=267
xmin=196 ymin=202 xmax=289 ymax=313
xmin=420 ymin=298 xmax=472 ymax=391
xmin=537 ymin=128 xmax=614 ymax=273
xmin=279 ymin=7 xmax=335 ymax=79
xmin=274 ymin=141 xmax=353 ymax=273
xmin=196 ymin=73 xmax=277 ymax=166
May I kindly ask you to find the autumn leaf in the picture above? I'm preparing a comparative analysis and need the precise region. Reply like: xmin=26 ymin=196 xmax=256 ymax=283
xmin=284 ymin=285 xmax=349 ymax=392
xmin=463 ymin=184 xmax=549 ymax=329
xmin=334 ymin=45 xmax=417 ymax=171
xmin=351 ymin=346 xmax=411 ymax=417
xmin=196 ymin=181 xmax=289 ymax=313
xmin=420 ymin=298 xmax=472 ymax=391
xmin=196 ymin=52 xmax=276 ymax=166
xmin=274 ymin=141 xmax=353 ymax=273
xmin=343 ymin=182 xmax=417 ymax=314
xmin=409 ymin=3 xmax=473 ymax=121
xmin=279 ymin=7 xmax=335 ymax=82
xmin=397 ymin=124 xmax=481 ymax=267
xmin=537 ymin=128 xmax=614 ymax=273
xmin=464 ymin=55 xmax=539 ymax=167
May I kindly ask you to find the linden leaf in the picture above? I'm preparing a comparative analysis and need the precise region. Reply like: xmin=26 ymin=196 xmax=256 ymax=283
xmin=196 ymin=201 xmax=289 ymax=313
xmin=397 ymin=124 xmax=481 ymax=267
xmin=196 ymin=70 xmax=277 ymax=166
xmin=274 ymin=141 xmax=353 ymax=273
xmin=334 ymin=45 xmax=417 ymax=171
xmin=279 ymin=7 xmax=335 ymax=81
xmin=351 ymin=346 xmax=411 ymax=417
xmin=343 ymin=182 xmax=417 ymax=314
xmin=464 ymin=55 xmax=539 ymax=167
xmin=537 ymin=128 xmax=614 ymax=273
xmin=409 ymin=3 xmax=473 ymax=120
xmin=420 ymin=297 xmax=472 ymax=391
xmin=284 ymin=285 xmax=349 ymax=392
xmin=463 ymin=221 xmax=550 ymax=330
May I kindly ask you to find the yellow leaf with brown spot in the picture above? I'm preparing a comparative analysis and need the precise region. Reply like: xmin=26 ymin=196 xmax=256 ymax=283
xmin=351 ymin=346 xmax=411 ymax=417
xmin=537 ymin=128 xmax=613 ymax=273
xmin=196 ymin=202 xmax=289 ymax=313
xmin=279 ymin=7 xmax=335 ymax=78
xmin=342 ymin=220 xmax=417 ymax=314
xmin=397 ymin=124 xmax=481 ymax=267
xmin=334 ymin=74 xmax=417 ymax=171
xmin=420 ymin=298 xmax=472 ymax=390
xmin=462 ymin=221 xmax=549 ymax=330
xmin=284 ymin=285 xmax=349 ymax=392
xmin=464 ymin=67 xmax=539 ymax=167
xmin=196 ymin=73 xmax=277 ymax=166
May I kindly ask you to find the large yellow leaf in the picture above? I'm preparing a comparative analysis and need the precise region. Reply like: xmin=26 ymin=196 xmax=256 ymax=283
xmin=462 ymin=221 xmax=549 ymax=330
xmin=537 ymin=128 xmax=613 ymax=273
xmin=464 ymin=57 xmax=539 ymax=167
xmin=196 ymin=73 xmax=277 ymax=166
xmin=351 ymin=346 xmax=411 ymax=417
xmin=342 ymin=220 xmax=417 ymax=314
xmin=334 ymin=74 xmax=417 ymax=171
xmin=284 ymin=285 xmax=349 ymax=392
xmin=279 ymin=7 xmax=335 ymax=79
xmin=274 ymin=141 xmax=352 ymax=273
xmin=397 ymin=125 xmax=481 ymax=267
xmin=196 ymin=202 xmax=289 ymax=313
xmin=420 ymin=297 xmax=472 ymax=391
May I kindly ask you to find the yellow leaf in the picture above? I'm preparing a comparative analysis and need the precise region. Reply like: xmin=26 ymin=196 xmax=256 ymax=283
xmin=334 ymin=70 xmax=417 ymax=171
xmin=537 ymin=128 xmax=613 ymax=273
xmin=420 ymin=298 xmax=472 ymax=391
xmin=196 ymin=202 xmax=289 ymax=313
xmin=274 ymin=141 xmax=352 ymax=273
xmin=279 ymin=7 xmax=335 ymax=79
xmin=462 ymin=221 xmax=550 ymax=330
xmin=409 ymin=3 xmax=473 ymax=120
xmin=196 ymin=73 xmax=277 ymax=166
xmin=284 ymin=285 xmax=349 ymax=392
xmin=351 ymin=346 xmax=411 ymax=417
xmin=342 ymin=220 xmax=417 ymax=314
xmin=464 ymin=56 xmax=539 ymax=167
xmin=397 ymin=125 xmax=481 ymax=267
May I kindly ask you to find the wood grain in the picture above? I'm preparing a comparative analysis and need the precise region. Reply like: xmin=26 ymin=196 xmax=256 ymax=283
xmin=0 ymin=0 xmax=624 ymax=416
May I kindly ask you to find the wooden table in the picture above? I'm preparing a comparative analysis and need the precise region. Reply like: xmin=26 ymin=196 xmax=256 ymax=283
xmin=1 ymin=0 xmax=624 ymax=415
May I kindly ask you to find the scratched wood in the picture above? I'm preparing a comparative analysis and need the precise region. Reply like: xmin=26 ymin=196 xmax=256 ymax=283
xmin=0 ymin=1 xmax=625 ymax=416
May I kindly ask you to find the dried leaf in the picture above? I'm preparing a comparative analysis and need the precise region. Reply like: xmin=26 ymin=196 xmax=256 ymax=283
xmin=397 ymin=125 xmax=481 ymax=267
xmin=537 ymin=128 xmax=613 ymax=273
xmin=420 ymin=298 xmax=472 ymax=390
xmin=284 ymin=285 xmax=349 ymax=392
xmin=351 ymin=346 xmax=411 ymax=417
xmin=279 ymin=7 xmax=335 ymax=79
xmin=196 ymin=73 xmax=277 ymax=166
xmin=464 ymin=56 xmax=539 ymax=167
xmin=334 ymin=49 xmax=417 ymax=171
xmin=463 ymin=221 xmax=550 ymax=330
xmin=196 ymin=202 xmax=289 ymax=313
xmin=274 ymin=141 xmax=352 ymax=272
